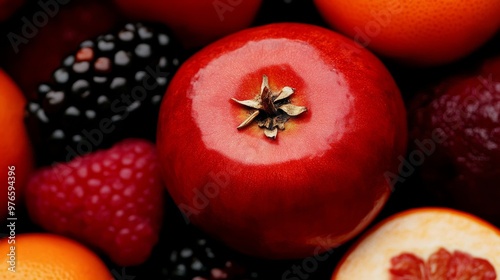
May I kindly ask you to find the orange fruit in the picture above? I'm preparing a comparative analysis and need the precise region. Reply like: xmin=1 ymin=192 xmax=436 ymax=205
xmin=0 ymin=69 xmax=33 ymax=220
xmin=0 ymin=233 xmax=112 ymax=280
xmin=314 ymin=0 xmax=500 ymax=66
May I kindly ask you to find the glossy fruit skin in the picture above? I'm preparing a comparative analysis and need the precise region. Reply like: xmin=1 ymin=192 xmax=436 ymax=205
xmin=409 ymin=56 xmax=500 ymax=223
xmin=113 ymin=0 xmax=262 ymax=48
xmin=157 ymin=23 xmax=407 ymax=258
xmin=314 ymin=0 xmax=500 ymax=66
xmin=0 ymin=69 xmax=33 ymax=220
xmin=0 ymin=233 xmax=112 ymax=280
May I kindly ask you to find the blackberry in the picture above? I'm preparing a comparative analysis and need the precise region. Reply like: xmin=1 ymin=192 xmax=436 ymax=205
xmin=26 ymin=22 xmax=181 ymax=165
xmin=163 ymin=229 xmax=260 ymax=280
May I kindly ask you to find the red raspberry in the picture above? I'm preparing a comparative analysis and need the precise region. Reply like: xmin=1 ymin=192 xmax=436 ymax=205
xmin=25 ymin=139 xmax=164 ymax=266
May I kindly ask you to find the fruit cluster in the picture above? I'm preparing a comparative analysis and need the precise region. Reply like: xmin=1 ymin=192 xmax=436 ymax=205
xmin=0 ymin=0 xmax=499 ymax=279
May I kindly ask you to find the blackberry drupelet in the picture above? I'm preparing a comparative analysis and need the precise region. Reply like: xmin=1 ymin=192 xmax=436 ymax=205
xmin=163 ymin=229 xmax=260 ymax=280
xmin=26 ymin=22 xmax=181 ymax=165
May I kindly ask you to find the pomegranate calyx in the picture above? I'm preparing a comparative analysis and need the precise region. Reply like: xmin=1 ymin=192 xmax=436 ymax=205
xmin=231 ymin=75 xmax=307 ymax=139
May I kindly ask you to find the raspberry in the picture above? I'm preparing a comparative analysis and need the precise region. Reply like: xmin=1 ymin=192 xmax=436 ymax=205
xmin=25 ymin=139 xmax=164 ymax=266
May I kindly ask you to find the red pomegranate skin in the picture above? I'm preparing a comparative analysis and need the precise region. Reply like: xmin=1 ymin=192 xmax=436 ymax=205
xmin=157 ymin=23 xmax=407 ymax=258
